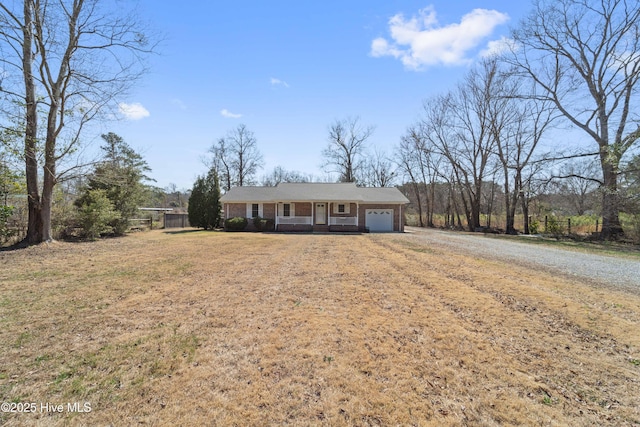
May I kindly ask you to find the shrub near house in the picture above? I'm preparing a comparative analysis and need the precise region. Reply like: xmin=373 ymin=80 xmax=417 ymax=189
xmin=253 ymin=216 xmax=274 ymax=231
xmin=224 ymin=217 xmax=248 ymax=231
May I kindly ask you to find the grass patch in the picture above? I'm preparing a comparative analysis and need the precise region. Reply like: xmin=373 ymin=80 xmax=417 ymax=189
xmin=13 ymin=331 xmax=32 ymax=348
xmin=0 ymin=230 xmax=639 ymax=425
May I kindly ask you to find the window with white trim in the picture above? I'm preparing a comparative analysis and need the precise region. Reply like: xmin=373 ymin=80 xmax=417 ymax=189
xmin=283 ymin=203 xmax=291 ymax=217
xmin=334 ymin=203 xmax=350 ymax=214
xmin=247 ymin=203 xmax=262 ymax=218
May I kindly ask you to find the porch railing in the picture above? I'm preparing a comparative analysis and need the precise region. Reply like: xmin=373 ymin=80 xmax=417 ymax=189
xmin=277 ymin=216 xmax=312 ymax=225
xmin=329 ymin=217 xmax=358 ymax=226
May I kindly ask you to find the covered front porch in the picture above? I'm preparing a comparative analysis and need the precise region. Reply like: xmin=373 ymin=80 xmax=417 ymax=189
xmin=275 ymin=201 xmax=360 ymax=232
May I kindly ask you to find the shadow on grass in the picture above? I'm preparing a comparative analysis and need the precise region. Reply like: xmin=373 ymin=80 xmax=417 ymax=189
xmin=162 ymin=228 xmax=221 ymax=235
xmin=0 ymin=234 xmax=136 ymax=251
xmin=0 ymin=239 xmax=30 ymax=252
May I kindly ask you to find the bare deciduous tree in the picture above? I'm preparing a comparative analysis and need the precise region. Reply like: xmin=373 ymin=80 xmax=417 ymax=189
xmin=210 ymin=138 xmax=233 ymax=192
xmin=396 ymin=128 xmax=426 ymax=227
xmin=396 ymin=124 xmax=441 ymax=227
xmin=509 ymin=0 xmax=640 ymax=239
xmin=421 ymin=63 xmax=498 ymax=231
xmin=0 ymin=0 xmax=155 ymax=244
xmin=322 ymin=117 xmax=374 ymax=183
xmin=261 ymin=166 xmax=312 ymax=186
xmin=362 ymin=148 xmax=397 ymax=187
xmin=210 ymin=124 xmax=263 ymax=191
xmin=486 ymin=59 xmax=556 ymax=234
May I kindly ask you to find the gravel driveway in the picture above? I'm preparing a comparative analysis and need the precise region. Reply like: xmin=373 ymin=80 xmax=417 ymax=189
xmin=403 ymin=226 xmax=640 ymax=293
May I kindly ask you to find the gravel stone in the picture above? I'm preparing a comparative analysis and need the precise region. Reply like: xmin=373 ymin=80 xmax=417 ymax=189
xmin=403 ymin=227 xmax=640 ymax=294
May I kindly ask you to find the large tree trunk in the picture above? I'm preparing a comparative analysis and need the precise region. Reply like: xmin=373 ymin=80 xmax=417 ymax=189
xmin=458 ymin=187 xmax=473 ymax=231
xmin=412 ymin=182 xmax=424 ymax=227
xmin=522 ymin=194 xmax=530 ymax=235
xmin=503 ymin=173 xmax=515 ymax=234
xmin=506 ymin=171 xmax=522 ymax=235
xmin=428 ymin=180 xmax=436 ymax=227
xmin=41 ymin=75 xmax=63 ymax=242
xmin=470 ymin=199 xmax=481 ymax=231
xmin=600 ymin=159 xmax=624 ymax=239
xmin=41 ymin=154 xmax=56 ymax=242
xmin=470 ymin=182 xmax=483 ymax=231
xmin=22 ymin=0 xmax=44 ymax=245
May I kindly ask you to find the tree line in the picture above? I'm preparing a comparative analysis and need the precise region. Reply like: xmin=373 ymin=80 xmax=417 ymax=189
xmin=210 ymin=0 xmax=640 ymax=240
xmin=395 ymin=0 xmax=640 ymax=240
xmin=1 ymin=0 xmax=639 ymax=243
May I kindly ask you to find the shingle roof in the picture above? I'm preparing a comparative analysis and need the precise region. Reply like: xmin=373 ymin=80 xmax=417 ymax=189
xmin=220 ymin=182 xmax=409 ymax=203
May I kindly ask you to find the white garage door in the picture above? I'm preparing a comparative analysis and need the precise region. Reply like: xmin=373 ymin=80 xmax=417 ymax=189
xmin=365 ymin=209 xmax=394 ymax=232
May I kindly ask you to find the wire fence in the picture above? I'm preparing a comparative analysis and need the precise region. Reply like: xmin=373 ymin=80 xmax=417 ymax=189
xmin=405 ymin=213 xmax=640 ymax=242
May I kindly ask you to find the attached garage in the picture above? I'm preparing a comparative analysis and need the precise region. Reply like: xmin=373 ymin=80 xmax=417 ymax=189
xmin=365 ymin=209 xmax=394 ymax=232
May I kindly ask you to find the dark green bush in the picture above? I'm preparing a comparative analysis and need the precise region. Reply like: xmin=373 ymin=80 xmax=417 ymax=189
xmin=76 ymin=189 xmax=121 ymax=239
xmin=225 ymin=216 xmax=248 ymax=231
xmin=253 ymin=216 xmax=275 ymax=232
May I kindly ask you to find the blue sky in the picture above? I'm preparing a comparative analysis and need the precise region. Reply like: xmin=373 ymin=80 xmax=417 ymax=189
xmin=110 ymin=1 xmax=532 ymax=190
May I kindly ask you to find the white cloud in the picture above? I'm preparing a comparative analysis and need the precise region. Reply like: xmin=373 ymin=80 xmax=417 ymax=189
xmin=119 ymin=102 xmax=150 ymax=120
xmin=371 ymin=6 xmax=509 ymax=70
xmin=480 ymin=36 xmax=517 ymax=58
xmin=270 ymin=77 xmax=290 ymax=88
xmin=220 ymin=109 xmax=243 ymax=119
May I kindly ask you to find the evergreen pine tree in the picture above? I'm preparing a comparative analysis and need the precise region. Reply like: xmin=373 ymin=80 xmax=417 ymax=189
xmin=188 ymin=168 xmax=221 ymax=230
xmin=78 ymin=133 xmax=152 ymax=235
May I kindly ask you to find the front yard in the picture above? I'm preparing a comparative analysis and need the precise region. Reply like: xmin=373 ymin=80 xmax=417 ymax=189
xmin=1 ymin=230 xmax=639 ymax=425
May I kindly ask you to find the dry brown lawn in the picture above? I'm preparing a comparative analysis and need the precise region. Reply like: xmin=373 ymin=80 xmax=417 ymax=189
xmin=1 ymin=230 xmax=639 ymax=426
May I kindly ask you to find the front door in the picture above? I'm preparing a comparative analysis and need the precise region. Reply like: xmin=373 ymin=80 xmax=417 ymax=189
xmin=315 ymin=203 xmax=326 ymax=225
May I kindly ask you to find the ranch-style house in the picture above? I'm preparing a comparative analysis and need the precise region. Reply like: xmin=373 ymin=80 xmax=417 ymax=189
xmin=220 ymin=182 xmax=410 ymax=232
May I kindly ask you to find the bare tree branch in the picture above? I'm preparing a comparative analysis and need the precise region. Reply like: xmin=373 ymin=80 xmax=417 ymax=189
xmin=322 ymin=116 xmax=374 ymax=183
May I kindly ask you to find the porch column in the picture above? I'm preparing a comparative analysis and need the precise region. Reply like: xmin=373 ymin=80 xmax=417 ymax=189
xmin=327 ymin=202 xmax=331 ymax=227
